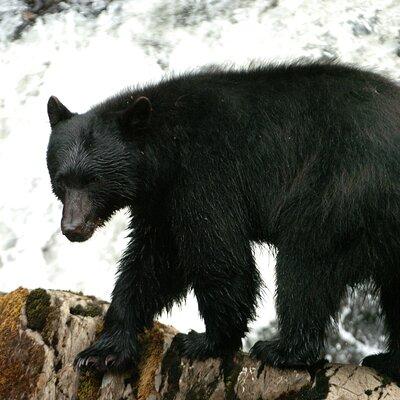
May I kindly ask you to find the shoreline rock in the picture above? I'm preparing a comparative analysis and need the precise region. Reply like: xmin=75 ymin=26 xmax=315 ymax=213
xmin=0 ymin=288 xmax=399 ymax=399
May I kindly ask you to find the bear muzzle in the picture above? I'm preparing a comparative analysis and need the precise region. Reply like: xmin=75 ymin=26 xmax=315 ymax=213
xmin=62 ymin=221 xmax=94 ymax=242
xmin=61 ymin=189 xmax=100 ymax=242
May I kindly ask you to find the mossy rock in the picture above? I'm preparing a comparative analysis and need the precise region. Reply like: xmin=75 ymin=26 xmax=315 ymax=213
xmin=70 ymin=303 xmax=103 ymax=318
xmin=76 ymin=370 xmax=102 ymax=400
xmin=26 ymin=288 xmax=51 ymax=332
xmin=0 ymin=288 xmax=45 ymax=399
xmin=137 ymin=322 xmax=169 ymax=399
xmin=223 ymin=352 xmax=245 ymax=400
xmin=41 ymin=304 xmax=60 ymax=346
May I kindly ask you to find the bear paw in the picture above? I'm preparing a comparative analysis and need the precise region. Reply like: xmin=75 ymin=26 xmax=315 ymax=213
xmin=362 ymin=352 xmax=400 ymax=382
xmin=74 ymin=331 xmax=139 ymax=373
xmin=175 ymin=330 xmax=239 ymax=361
xmin=250 ymin=339 xmax=321 ymax=368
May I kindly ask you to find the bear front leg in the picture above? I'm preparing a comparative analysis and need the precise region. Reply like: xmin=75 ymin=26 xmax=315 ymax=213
xmin=75 ymin=223 xmax=187 ymax=372
xmin=176 ymin=224 xmax=261 ymax=360
xmin=251 ymin=250 xmax=346 ymax=368
xmin=74 ymin=269 xmax=143 ymax=372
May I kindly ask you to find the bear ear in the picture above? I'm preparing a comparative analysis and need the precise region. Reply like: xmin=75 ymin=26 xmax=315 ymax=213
xmin=47 ymin=96 xmax=73 ymax=127
xmin=118 ymin=96 xmax=153 ymax=131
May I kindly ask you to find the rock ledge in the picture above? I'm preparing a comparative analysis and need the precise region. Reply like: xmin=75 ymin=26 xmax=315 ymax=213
xmin=0 ymin=288 xmax=398 ymax=400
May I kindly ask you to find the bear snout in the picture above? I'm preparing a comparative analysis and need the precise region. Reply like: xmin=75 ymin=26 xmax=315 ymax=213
xmin=61 ymin=221 xmax=93 ymax=242
xmin=61 ymin=188 xmax=95 ymax=242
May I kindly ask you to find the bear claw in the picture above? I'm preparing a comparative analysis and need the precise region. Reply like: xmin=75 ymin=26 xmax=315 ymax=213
xmin=74 ymin=331 xmax=139 ymax=372
xmin=250 ymin=339 xmax=320 ymax=369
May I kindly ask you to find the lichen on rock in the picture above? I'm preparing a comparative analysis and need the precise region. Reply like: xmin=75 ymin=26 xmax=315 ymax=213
xmin=0 ymin=288 xmax=45 ymax=399
xmin=137 ymin=322 xmax=171 ymax=399
xmin=1 ymin=288 xmax=400 ymax=399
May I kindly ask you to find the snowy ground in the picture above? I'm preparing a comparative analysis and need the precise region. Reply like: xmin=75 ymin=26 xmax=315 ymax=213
xmin=1 ymin=0 xmax=400 ymax=345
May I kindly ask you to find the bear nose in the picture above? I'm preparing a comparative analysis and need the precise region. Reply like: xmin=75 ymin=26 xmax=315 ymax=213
xmin=61 ymin=188 xmax=92 ymax=242
xmin=61 ymin=222 xmax=87 ymax=242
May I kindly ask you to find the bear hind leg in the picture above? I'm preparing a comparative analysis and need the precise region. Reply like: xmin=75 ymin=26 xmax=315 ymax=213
xmin=178 ymin=241 xmax=261 ymax=360
xmin=251 ymin=250 xmax=347 ymax=368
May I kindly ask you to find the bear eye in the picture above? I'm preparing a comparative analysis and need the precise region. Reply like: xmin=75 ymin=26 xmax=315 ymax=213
xmin=80 ymin=174 xmax=98 ymax=186
xmin=92 ymin=175 xmax=103 ymax=183
xmin=55 ymin=175 xmax=66 ymax=188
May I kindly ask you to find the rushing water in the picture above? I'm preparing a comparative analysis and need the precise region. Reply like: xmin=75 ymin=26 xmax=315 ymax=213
xmin=0 ymin=0 xmax=399 ymax=344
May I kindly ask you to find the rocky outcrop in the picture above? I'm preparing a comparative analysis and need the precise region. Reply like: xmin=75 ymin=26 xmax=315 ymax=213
xmin=0 ymin=288 xmax=399 ymax=399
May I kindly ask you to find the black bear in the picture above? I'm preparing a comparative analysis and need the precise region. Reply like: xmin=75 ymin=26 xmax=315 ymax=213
xmin=47 ymin=61 xmax=400 ymax=380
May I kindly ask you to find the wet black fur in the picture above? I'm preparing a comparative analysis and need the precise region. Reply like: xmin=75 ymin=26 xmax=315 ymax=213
xmin=47 ymin=61 xmax=400 ymax=379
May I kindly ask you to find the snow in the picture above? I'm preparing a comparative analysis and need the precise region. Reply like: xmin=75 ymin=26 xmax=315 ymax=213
xmin=1 ymin=0 xmax=400 ymax=340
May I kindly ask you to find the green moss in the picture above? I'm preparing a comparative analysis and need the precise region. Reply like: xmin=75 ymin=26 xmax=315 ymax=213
xmin=42 ymin=306 xmax=60 ymax=346
xmin=223 ymin=353 xmax=244 ymax=400
xmin=186 ymin=387 xmax=209 ymax=400
xmin=26 ymin=288 xmax=51 ymax=332
xmin=70 ymin=303 xmax=103 ymax=318
xmin=379 ymin=375 xmax=393 ymax=387
xmin=62 ymin=289 xmax=84 ymax=296
xmin=77 ymin=370 xmax=102 ymax=400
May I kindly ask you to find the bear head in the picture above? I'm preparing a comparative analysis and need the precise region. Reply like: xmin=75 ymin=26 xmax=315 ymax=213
xmin=46 ymin=95 xmax=152 ymax=242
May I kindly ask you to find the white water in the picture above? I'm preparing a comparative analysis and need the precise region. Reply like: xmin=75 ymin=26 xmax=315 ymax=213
xmin=1 ymin=0 xmax=400 ymax=342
